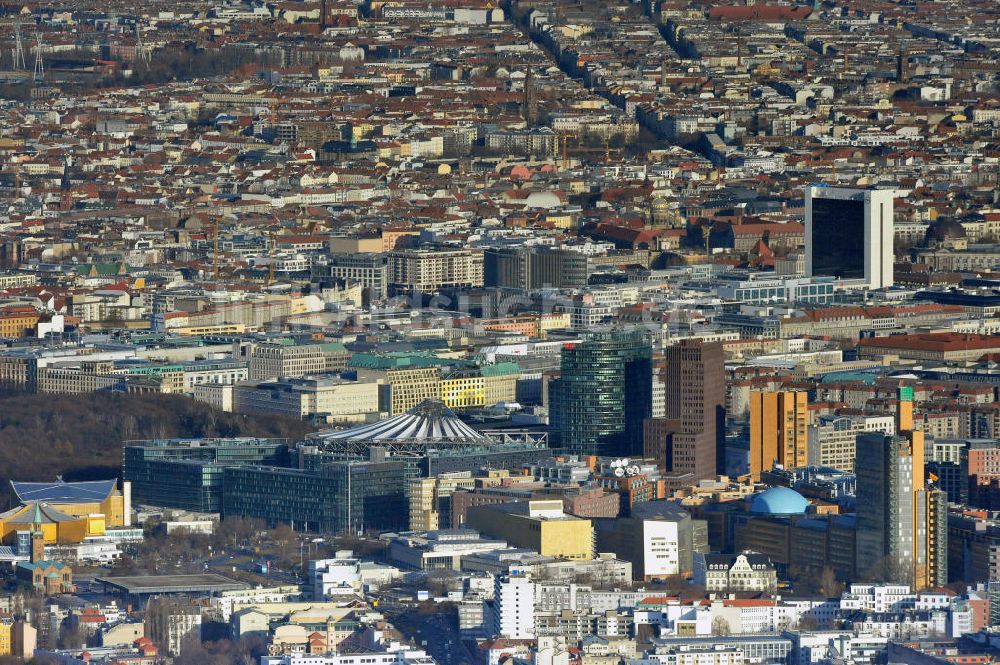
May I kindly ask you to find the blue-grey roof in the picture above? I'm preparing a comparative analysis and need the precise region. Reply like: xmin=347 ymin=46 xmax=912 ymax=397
xmin=749 ymin=487 xmax=808 ymax=516
xmin=11 ymin=479 xmax=117 ymax=504
xmin=819 ymin=371 xmax=880 ymax=385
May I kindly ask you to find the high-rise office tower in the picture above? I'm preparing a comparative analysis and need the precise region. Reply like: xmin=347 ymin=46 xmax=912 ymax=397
xmin=749 ymin=390 xmax=809 ymax=481
xmin=805 ymin=186 xmax=895 ymax=289
xmin=855 ymin=387 xmax=947 ymax=589
xmin=643 ymin=339 xmax=725 ymax=485
xmin=523 ymin=68 xmax=538 ymax=126
xmin=550 ymin=329 xmax=652 ymax=457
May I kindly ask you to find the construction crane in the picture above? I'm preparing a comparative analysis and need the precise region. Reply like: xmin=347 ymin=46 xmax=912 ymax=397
xmin=558 ymin=133 xmax=576 ymax=169
xmin=558 ymin=133 xmax=622 ymax=169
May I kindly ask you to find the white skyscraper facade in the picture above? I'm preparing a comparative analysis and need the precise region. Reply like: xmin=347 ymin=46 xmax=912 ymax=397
xmin=491 ymin=573 xmax=536 ymax=639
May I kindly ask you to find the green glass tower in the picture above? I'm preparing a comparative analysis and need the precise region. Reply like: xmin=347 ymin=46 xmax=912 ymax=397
xmin=550 ymin=329 xmax=653 ymax=457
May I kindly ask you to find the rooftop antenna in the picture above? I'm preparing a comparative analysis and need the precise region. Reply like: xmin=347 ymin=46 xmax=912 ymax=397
xmin=213 ymin=217 xmax=220 ymax=281
xmin=31 ymin=31 xmax=43 ymax=82
xmin=267 ymin=221 xmax=277 ymax=287
xmin=12 ymin=23 xmax=25 ymax=70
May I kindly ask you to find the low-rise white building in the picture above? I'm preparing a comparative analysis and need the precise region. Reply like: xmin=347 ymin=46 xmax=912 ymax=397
xmin=840 ymin=584 xmax=915 ymax=613
xmin=310 ymin=551 xmax=401 ymax=599
xmin=211 ymin=585 xmax=302 ymax=622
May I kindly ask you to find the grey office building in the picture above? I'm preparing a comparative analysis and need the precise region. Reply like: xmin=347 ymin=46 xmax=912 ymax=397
xmin=222 ymin=459 xmax=408 ymax=535
xmin=594 ymin=501 xmax=706 ymax=580
xmin=123 ymin=438 xmax=290 ymax=513
xmin=651 ymin=636 xmax=792 ymax=665
xmin=856 ymin=433 xmax=916 ymax=582
xmin=855 ymin=432 xmax=946 ymax=587
xmin=324 ymin=253 xmax=388 ymax=301
xmin=484 ymin=247 xmax=588 ymax=290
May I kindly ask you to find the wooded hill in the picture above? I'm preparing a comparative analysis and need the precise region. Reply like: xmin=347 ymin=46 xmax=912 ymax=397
xmin=0 ymin=392 xmax=313 ymax=509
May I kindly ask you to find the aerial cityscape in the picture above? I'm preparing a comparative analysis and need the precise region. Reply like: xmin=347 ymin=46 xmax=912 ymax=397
xmin=0 ymin=0 xmax=998 ymax=663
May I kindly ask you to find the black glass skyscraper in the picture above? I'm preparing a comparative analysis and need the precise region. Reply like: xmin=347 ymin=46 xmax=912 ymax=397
xmin=550 ymin=329 xmax=652 ymax=457
xmin=810 ymin=197 xmax=866 ymax=280
xmin=805 ymin=186 xmax=895 ymax=289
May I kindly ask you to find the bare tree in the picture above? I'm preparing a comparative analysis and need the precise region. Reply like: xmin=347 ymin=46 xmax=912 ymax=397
xmin=57 ymin=623 xmax=85 ymax=650
xmin=711 ymin=616 xmax=731 ymax=636
xmin=798 ymin=615 xmax=818 ymax=631
xmin=426 ymin=569 xmax=459 ymax=596
xmin=819 ymin=567 xmax=843 ymax=599
xmin=864 ymin=556 xmax=907 ymax=586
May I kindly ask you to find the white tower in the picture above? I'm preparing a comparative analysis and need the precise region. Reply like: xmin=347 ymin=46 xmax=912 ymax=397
xmin=31 ymin=31 xmax=43 ymax=82
xmin=12 ymin=23 xmax=25 ymax=70
xmin=135 ymin=24 xmax=150 ymax=65
xmin=491 ymin=573 xmax=535 ymax=639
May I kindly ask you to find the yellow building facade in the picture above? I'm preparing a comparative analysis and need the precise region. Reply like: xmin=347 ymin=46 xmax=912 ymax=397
xmin=440 ymin=375 xmax=485 ymax=410
xmin=0 ymin=479 xmax=130 ymax=545
xmin=466 ymin=499 xmax=594 ymax=560
xmin=408 ymin=474 xmax=476 ymax=531
xmin=749 ymin=391 xmax=809 ymax=481
xmin=439 ymin=363 xmax=520 ymax=410
xmin=0 ymin=614 xmax=11 ymax=656
xmin=0 ymin=309 xmax=39 ymax=338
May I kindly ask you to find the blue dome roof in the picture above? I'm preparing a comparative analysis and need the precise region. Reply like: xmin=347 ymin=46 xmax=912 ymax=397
xmin=749 ymin=487 xmax=808 ymax=515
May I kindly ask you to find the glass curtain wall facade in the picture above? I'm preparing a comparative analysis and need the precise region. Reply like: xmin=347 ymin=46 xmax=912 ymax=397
xmin=550 ymin=330 xmax=652 ymax=457
xmin=123 ymin=438 xmax=289 ymax=513
xmin=222 ymin=460 xmax=408 ymax=535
